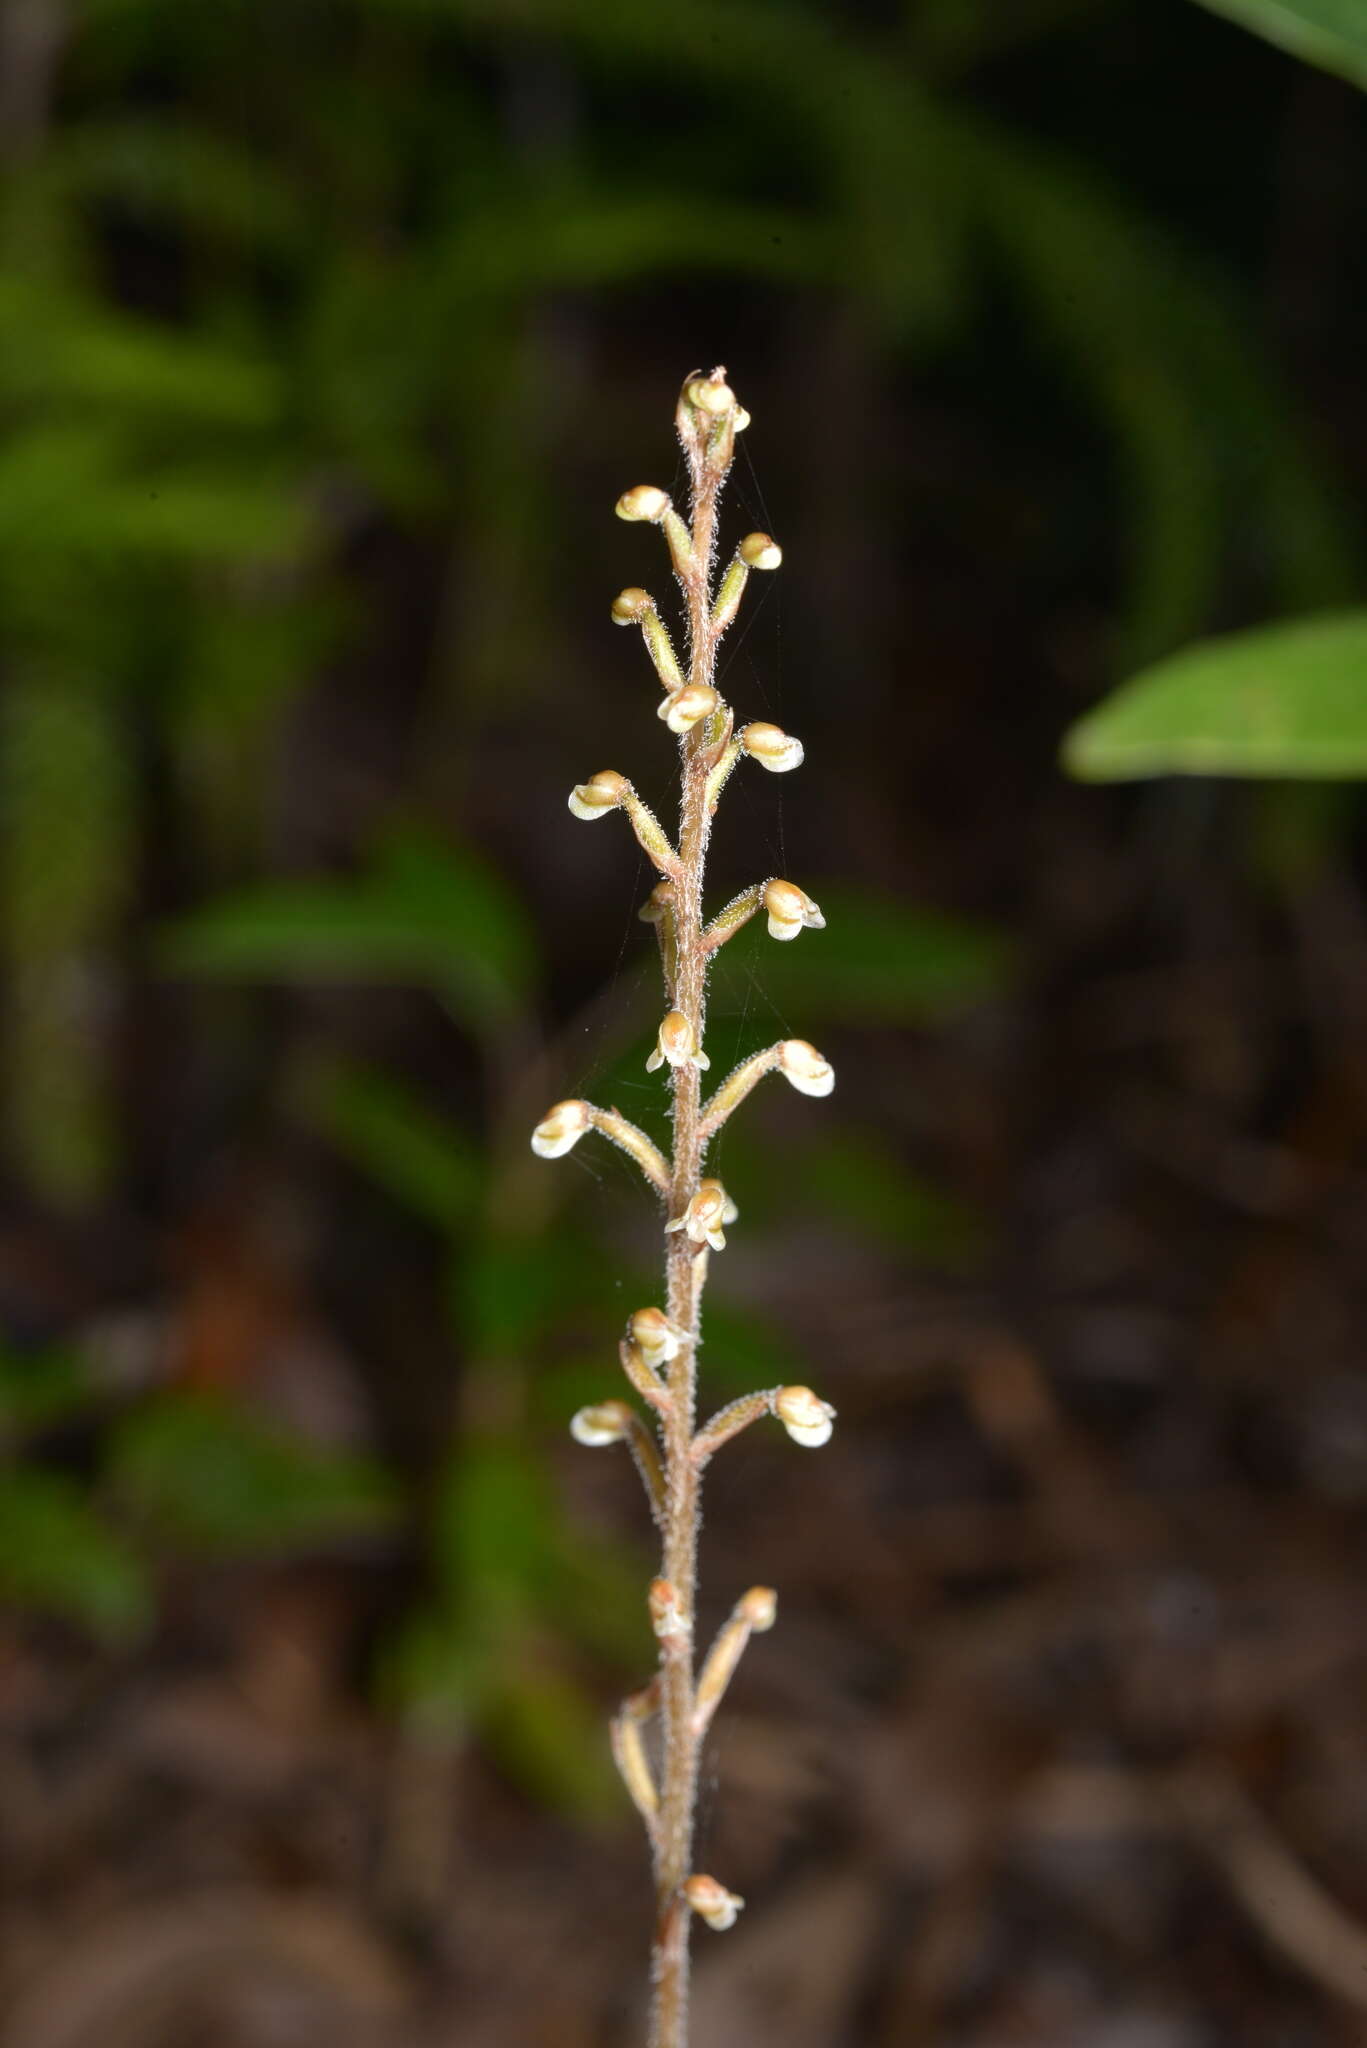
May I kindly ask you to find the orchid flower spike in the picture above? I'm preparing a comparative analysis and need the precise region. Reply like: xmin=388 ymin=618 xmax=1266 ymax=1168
xmin=531 ymin=1099 xmax=591 ymax=1159
xmin=741 ymin=721 xmax=804 ymax=773
xmin=763 ymin=878 xmax=825 ymax=942
xmin=647 ymin=1010 xmax=710 ymax=1073
xmin=666 ymin=1178 xmax=737 ymax=1251
xmin=779 ymin=1039 xmax=835 ymax=1097
xmin=629 ymin=1307 xmax=686 ymax=1372
xmin=775 ymin=1384 xmax=836 ymax=1448
xmin=684 ymin=1875 xmax=745 ymax=1932
xmin=570 ymin=1400 xmax=633 ymax=1447
xmin=568 ymin=770 xmax=629 ymax=821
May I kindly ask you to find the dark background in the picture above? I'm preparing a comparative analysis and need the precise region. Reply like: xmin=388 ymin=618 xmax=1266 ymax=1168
xmin=2 ymin=2 xmax=1367 ymax=2043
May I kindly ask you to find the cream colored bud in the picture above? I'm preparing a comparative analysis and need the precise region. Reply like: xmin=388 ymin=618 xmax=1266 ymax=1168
xmin=611 ymin=586 xmax=652 ymax=625
xmin=629 ymin=1307 xmax=684 ymax=1371
xmin=737 ymin=1586 xmax=777 ymax=1631
xmin=531 ymin=1098 xmax=592 ymax=1159
xmin=741 ymin=721 xmax=804 ymax=773
xmin=739 ymin=531 xmax=782 ymax=571
xmin=647 ymin=1009 xmax=710 ymax=1073
xmin=763 ymin=878 xmax=826 ymax=941
xmin=779 ymin=1038 xmax=835 ymax=1098
xmin=649 ymin=1577 xmax=686 ymax=1638
xmin=775 ymin=1384 xmax=836 ymax=1448
xmin=658 ymin=683 xmax=719 ymax=736
xmin=568 ymin=769 xmax=630 ymax=821
xmin=637 ymin=880 xmax=674 ymax=925
xmin=687 ymin=375 xmax=735 ymax=416
xmin=684 ymin=1875 xmax=745 ymax=1932
xmin=570 ymin=1400 xmax=632 ymax=1447
xmin=665 ymin=1178 xmax=735 ymax=1251
xmin=615 ymin=484 xmax=670 ymax=523
xmin=734 ymin=407 xmax=751 ymax=432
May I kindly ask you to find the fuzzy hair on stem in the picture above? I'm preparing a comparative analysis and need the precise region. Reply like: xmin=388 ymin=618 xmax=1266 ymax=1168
xmin=531 ymin=368 xmax=836 ymax=2048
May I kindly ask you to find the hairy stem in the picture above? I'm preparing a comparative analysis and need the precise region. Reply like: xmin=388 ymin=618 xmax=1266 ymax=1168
xmin=650 ymin=393 xmax=728 ymax=2048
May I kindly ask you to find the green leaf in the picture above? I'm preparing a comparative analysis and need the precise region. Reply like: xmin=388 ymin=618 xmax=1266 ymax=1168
xmin=161 ymin=827 xmax=535 ymax=1035
xmin=1190 ymin=0 xmax=1367 ymax=90
xmin=296 ymin=1055 xmax=482 ymax=1230
xmin=1063 ymin=611 xmax=1367 ymax=780
xmin=0 ymin=1470 xmax=150 ymax=1637
xmin=711 ymin=888 xmax=1012 ymax=1026
xmin=108 ymin=1393 xmax=398 ymax=1557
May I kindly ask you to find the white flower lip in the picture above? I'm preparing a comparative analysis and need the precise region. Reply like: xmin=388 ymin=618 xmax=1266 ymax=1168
xmin=658 ymin=683 xmax=718 ymax=736
xmin=684 ymin=1875 xmax=745 ymax=1931
xmin=775 ymin=1384 xmax=836 ymax=1449
xmin=742 ymin=721 xmax=804 ymax=773
xmin=666 ymin=1179 xmax=735 ymax=1251
xmin=779 ymin=1038 xmax=835 ymax=1098
xmin=646 ymin=1010 xmax=710 ymax=1073
xmin=763 ymin=879 xmax=825 ymax=942
xmin=568 ymin=770 xmax=628 ymax=821
xmin=615 ymin=483 xmax=670 ymax=523
xmin=531 ymin=1098 xmax=591 ymax=1158
xmin=630 ymin=1307 xmax=683 ymax=1371
xmin=570 ymin=1402 xmax=630 ymax=1447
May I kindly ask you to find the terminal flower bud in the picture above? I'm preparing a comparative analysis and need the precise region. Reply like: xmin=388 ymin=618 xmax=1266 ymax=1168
xmin=741 ymin=721 xmax=804 ymax=773
xmin=687 ymin=375 xmax=736 ymax=416
xmin=637 ymin=880 xmax=674 ymax=925
xmin=611 ymin=585 xmax=652 ymax=625
xmin=615 ymin=484 xmax=670 ymax=523
xmin=683 ymin=1875 xmax=744 ymax=1932
xmin=775 ymin=1384 xmax=836 ymax=1448
xmin=531 ymin=1099 xmax=592 ymax=1159
xmin=763 ymin=878 xmax=826 ymax=941
xmin=570 ymin=1400 xmax=633 ymax=1447
xmin=739 ymin=531 xmax=782 ymax=571
xmin=658 ymin=683 xmax=719 ymax=736
xmin=778 ymin=1038 xmax=835 ymax=1097
xmin=666 ymin=1178 xmax=736 ymax=1251
xmin=649 ymin=1577 xmax=687 ymax=1638
xmin=568 ymin=769 xmax=630 ymax=820
xmin=647 ymin=1009 xmax=710 ymax=1073
xmin=629 ymin=1307 xmax=685 ymax=1371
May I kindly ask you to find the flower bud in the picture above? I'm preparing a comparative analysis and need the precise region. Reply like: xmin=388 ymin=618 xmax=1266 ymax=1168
xmin=629 ymin=1307 xmax=685 ymax=1371
xmin=737 ymin=1585 xmax=777 ymax=1631
xmin=611 ymin=586 xmax=652 ymax=625
xmin=665 ymin=1178 xmax=736 ymax=1251
xmin=778 ymin=1038 xmax=835 ymax=1098
xmin=637 ymin=880 xmax=674 ymax=925
xmin=741 ymin=721 xmax=804 ymax=774
xmin=684 ymin=1875 xmax=744 ymax=1932
xmin=649 ymin=1577 xmax=686 ymax=1638
xmin=763 ymin=878 xmax=825 ymax=941
xmin=734 ymin=408 xmax=751 ymax=432
xmin=570 ymin=1400 xmax=632 ymax=1447
xmin=775 ymin=1384 xmax=836 ymax=1448
xmin=687 ymin=375 xmax=735 ymax=417
xmin=568 ymin=769 xmax=630 ymax=821
xmin=658 ymin=683 xmax=719 ymax=737
xmin=531 ymin=1098 xmax=591 ymax=1159
xmin=739 ymin=531 xmax=782 ymax=571
xmin=615 ymin=484 xmax=670 ymax=523
xmin=646 ymin=1009 xmax=710 ymax=1073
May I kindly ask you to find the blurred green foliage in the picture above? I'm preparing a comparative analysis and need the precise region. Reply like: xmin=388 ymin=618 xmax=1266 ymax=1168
xmin=1 ymin=0 xmax=1360 ymax=1808
xmin=1065 ymin=613 xmax=1367 ymax=779
xmin=1191 ymin=0 xmax=1367 ymax=87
